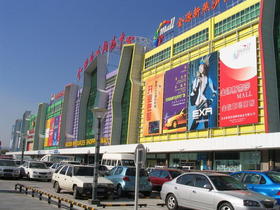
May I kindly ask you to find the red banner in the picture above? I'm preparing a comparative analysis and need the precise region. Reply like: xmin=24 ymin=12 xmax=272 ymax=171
xmin=219 ymin=37 xmax=258 ymax=127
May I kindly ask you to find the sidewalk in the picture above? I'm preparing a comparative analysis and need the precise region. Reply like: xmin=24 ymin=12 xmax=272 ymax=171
xmin=0 ymin=189 xmax=59 ymax=210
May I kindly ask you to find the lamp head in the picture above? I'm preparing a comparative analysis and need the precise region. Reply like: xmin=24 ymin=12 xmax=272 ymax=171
xmin=91 ymin=107 xmax=107 ymax=119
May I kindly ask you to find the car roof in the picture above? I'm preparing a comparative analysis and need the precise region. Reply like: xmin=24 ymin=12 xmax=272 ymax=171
xmin=231 ymin=170 xmax=270 ymax=174
xmin=181 ymin=171 xmax=229 ymax=177
xmin=153 ymin=168 xmax=183 ymax=172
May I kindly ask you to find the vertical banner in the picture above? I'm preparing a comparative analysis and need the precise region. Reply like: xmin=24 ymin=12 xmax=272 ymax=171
xmin=162 ymin=64 xmax=188 ymax=133
xmin=188 ymin=52 xmax=218 ymax=130
xmin=219 ymin=37 xmax=258 ymax=127
xmin=143 ymin=73 xmax=164 ymax=136
xmin=44 ymin=119 xmax=50 ymax=147
xmin=52 ymin=115 xmax=60 ymax=146
xmin=48 ymin=118 xmax=54 ymax=146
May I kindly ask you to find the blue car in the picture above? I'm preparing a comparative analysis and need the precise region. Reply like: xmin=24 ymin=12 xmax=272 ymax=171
xmin=231 ymin=171 xmax=280 ymax=204
xmin=105 ymin=166 xmax=152 ymax=197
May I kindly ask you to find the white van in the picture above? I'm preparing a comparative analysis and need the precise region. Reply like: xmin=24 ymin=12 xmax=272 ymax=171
xmin=101 ymin=153 xmax=135 ymax=170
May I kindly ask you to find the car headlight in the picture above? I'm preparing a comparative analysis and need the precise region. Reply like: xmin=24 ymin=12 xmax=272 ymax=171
xmin=83 ymin=183 xmax=92 ymax=188
xmin=15 ymin=169 xmax=20 ymax=174
xmin=243 ymin=200 xmax=260 ymax=207
xmin=0 ymin=168 xmax=3 ymax=172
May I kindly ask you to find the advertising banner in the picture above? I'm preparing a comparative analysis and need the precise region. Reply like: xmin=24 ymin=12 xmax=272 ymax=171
xmin=143 ymin=73 xmax=164 ymax=136
xmin=219 ymin=37 xmax=258 ymax=127
xmin=44 ymin=119 xmax=50 ymax=147
xmin=52 ymin=115 xmax=61 ymax=146
xmin=162 ymin=64 xmax=188 ymax=133
xmin=187 ymin=52 xmax=218 ymax=130
xmin=48 ymin=118 xmax=54 ymax=146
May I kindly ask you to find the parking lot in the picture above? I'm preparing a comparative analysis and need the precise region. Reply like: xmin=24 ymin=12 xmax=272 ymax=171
xmin=0 ymin=178 xmax=169 ymax=210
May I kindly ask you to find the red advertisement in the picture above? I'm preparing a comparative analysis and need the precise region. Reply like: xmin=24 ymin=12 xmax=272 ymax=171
xmin=219 ymin=37 xmax=258 ymax=127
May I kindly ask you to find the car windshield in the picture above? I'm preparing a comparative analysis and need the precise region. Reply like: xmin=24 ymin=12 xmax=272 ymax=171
xmin=125 ymin=168 xmax=147 ymax=176
xmin=169 ymin=171 xmax=182 ymax=178
xmin=0 ymin=160 xmax=16 ymax=167
xmin=29 ymin=162 xmax=48 ymax=169
xmin=210 ymin=175 xmax=247 ymax=191
xmin=266 ymin=171 xmax=280 ymax=184
xmin=74 ymin=167 xmax=94 ymax=176
xmin=121 ymin=160 xmax=135 ymax=166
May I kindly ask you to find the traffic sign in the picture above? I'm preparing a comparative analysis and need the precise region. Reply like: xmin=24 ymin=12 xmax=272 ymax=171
xmin=134 ymin=144 xmax=146 ymax=168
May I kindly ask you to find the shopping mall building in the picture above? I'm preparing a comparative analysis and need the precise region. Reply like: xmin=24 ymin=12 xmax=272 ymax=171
xmin=8 ymin=0 xmax=280 ymax=172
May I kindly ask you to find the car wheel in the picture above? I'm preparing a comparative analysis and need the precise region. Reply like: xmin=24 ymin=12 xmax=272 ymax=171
xmin=73 ymin=185 xmax=80 ymax=199
xmin=54 ymin=182 xmax=61 ymax=193
xmin=116 ymin=184 xmax=123 ymax=197
xmin=166 ymin=194 xmax=178 ymax=210
xmin=172 ymin=121 xmax=178 ymax=129
xmin=219 ymin=202 xmax=234 ymax=210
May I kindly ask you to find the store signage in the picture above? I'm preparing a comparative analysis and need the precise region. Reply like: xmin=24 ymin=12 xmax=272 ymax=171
xmin=155 ymin=0 xmax=238 ymax=46
xmin=77 ymin=32 xmax=136 ymax=80
xmin=153 ymin=17 xmax=175 ymax=47
xmin=64 ymin=137 xmax=109 ymax=147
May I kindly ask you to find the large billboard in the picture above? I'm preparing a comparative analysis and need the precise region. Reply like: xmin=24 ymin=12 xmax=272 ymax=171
xmin=187 ymin=52 xmax=218 ymax=130
xmin=44 ymin=115 xmax=62 ymax=147
xmin=143 ymin=73 xmax=164 ymax=136
xmin=219 ymin=37 xmax=258 ymax=127
xmin=162 ymin=64 xmax=188 ymax=133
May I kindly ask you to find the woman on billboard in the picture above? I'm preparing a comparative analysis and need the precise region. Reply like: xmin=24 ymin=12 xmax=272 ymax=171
xmin=189 ymin=54 xmax=217 ymax=130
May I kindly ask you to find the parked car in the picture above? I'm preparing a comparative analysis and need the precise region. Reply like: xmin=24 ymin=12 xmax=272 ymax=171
xmin=105 ymin=166 xmax=152 ymax=197
xmin=231 ymin=170 xmax=280 ymax=204
xmin=161 ymin=172 xmax=278 ymax=210
xmin=20 ymin=161 xmax=52 ymax=181
xmin=52 ymin=164 xmax=114 ymax=199
xmin=0 ymin=159 xmax=21 ymax=179
xmin=149 ymin=168 xmax=182 ymax=190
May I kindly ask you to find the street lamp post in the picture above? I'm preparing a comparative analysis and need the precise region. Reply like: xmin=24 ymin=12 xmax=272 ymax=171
xmin=90 ymin=107 xmax=107 ymax=205
xmin=21 ymin=137 xmax=26 ymax=164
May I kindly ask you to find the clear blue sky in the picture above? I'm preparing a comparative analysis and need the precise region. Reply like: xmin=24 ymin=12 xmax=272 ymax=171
xmin=0 ymin=0 xmax=207 ymax=148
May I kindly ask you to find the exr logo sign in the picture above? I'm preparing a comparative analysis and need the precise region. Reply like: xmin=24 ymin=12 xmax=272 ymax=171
xmin=193 ymin=108 xmax=212 ymax=119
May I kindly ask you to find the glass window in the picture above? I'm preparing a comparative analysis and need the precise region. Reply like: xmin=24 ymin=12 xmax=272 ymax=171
xmin=114 ymin=167 xmax=123 ymax=175
xmin=176 ymin=174 xmax=194 ymax=186
xmin=59 ymin=166 xmax=68 ymax=175
xmin=144 ymin=47 xmax=171 ymax=69
xmin=231 ymin=173 xmax=244 ymax=181
xmin=149 ymin=170 xmax=161 ymax=177
xmin=173 ymin=29 xmax=208 ymax=56
xmin=159 ymin=170 xmax=170 ymax=178
xmin=55 ymin=165 xmax=64 ymax=173
xmin=243 ymin=173 xmax=261 ymax=184
xmin=194 ymin=175 xmax=210 ymax=188
xmin=266 ymin=172 xmax=280 ymax=184
xmin=214 ymin=3 xmax=260 ymax=36
xmin=209 ymin=175 xmax=247 ymax=191
xmin=74 ymin=166 xmax=94 ymax=176
xmin=29 ymin=162 xmax=48 ymax=169
xmin=66 ymin=167 xmax=73 ymax=176
xmin=125 ymin=168 xmax=147 ymax=176
xmin=169 ymin=171 xmax=182 ymax=179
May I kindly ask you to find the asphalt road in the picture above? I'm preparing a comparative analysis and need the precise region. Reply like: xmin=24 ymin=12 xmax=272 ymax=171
xmin=0 ymin=178 xmax=170 ymax=210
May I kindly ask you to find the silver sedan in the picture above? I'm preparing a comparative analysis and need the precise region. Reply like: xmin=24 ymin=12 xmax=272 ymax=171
xmin=160 ymin=172 xmax=279 ymax=210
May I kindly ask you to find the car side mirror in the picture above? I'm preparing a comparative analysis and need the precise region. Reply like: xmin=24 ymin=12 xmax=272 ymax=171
xmin=203 ymin=184 xmax=212 ymax=190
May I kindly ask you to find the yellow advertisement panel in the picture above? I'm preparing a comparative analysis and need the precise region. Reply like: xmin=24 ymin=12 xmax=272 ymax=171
xmin=143 ymin=73 xmax=164 ymax=136
xmin=44 ymin=119 xmax=51 ymax=147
